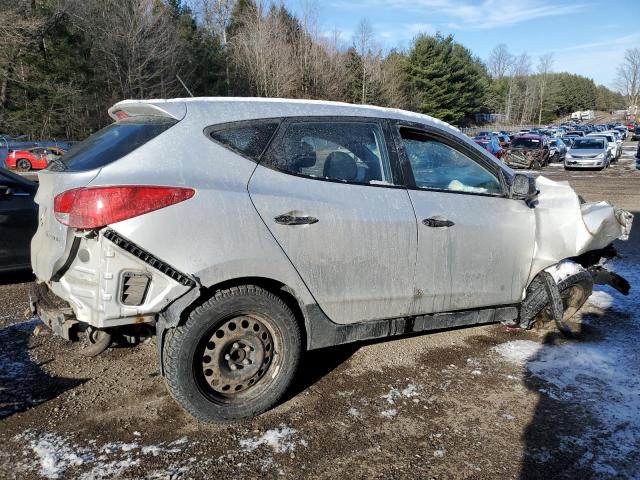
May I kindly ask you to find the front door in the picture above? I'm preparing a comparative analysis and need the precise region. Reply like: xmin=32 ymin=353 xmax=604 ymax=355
xmin=249 ymin=119 xmax=417 ymax=325
xmin=396 ymin=126 xmax=535 ymax=315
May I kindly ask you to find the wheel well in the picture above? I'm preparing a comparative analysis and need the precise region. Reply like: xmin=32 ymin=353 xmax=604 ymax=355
xmin=185 ymin=277 xmax=309 ymax=348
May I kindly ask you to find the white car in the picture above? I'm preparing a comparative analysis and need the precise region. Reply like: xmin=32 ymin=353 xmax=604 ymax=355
xmin=586 ymin=132 xmax=621 ymax=161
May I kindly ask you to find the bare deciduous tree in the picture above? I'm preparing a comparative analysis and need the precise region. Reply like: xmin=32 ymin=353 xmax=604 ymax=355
xmin=199 ymin=0 xmax=236 ymax=92
xmin=353 ymin=18 xmax=378 ymax=104
xmin=615 ymin=48 xmax=640 ymax=112
xmin=537 ymin=53 xmax=554 ymax=125
xmin=487 ymin=43 xmax=514 ymax=79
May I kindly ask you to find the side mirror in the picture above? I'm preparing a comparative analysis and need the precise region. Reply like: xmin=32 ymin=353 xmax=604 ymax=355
xmin=511 ymin=173 xmax=537 ymax=200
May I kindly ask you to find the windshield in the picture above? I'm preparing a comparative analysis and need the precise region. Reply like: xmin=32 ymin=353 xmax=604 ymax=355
xmin=510 ymin=138 xmax=541 ymax=149
xmin=589 ymin=135 xmax=613 ymax=142
xmin=54 ymin=116 xmax=177 ymax=172
xmin=572 ymin=139 xmax=605 ymax=149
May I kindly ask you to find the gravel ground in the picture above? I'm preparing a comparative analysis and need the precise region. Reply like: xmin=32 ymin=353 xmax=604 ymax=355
xmin=0 ymin=143 xmax=638 ymax=479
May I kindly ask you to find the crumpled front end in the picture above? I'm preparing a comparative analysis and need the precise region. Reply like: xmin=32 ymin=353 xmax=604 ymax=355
xmin=514 ymin=176 xmax=633 ymax=330
xmin=505 ymin=149 xmax=542 ymax=169
xmin=528 ymin=176 xmax=633 ymax=284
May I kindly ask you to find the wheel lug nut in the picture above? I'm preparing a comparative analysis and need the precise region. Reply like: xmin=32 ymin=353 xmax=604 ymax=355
xmin=230 ymin=364 xmax=237 ymax=371
xmin=244 ymin=346 xmax=251 ymax=352
xmin=232 ymin=342 xmax=240 ymax=349
xmin=224 ymin=354 xmax=231 ymax=360
xmin=242 ymin=359 xmax=250 ymax=365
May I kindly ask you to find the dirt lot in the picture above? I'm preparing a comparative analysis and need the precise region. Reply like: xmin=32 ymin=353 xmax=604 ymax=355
xmin=1 ymin=144 xmax=639 ymax=479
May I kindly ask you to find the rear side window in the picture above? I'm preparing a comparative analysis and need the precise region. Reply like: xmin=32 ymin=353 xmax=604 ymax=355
xmin=207 ymin=120 xmax=280 ymax=161
xmin=262 ymin=121 xmax=392 ymax=184
xmin=54 ymin=116 xmax=177 ymax=172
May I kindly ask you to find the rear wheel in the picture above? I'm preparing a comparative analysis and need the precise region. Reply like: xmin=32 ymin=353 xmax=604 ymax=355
xmin=163 ymin=285 xmax=302 ymax=422
xmin=16 ymin=158 xmax=32 ymax=171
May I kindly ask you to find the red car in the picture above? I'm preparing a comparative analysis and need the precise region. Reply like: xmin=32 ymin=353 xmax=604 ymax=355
xmin=5 ymin=147 xmax=63 ymax=171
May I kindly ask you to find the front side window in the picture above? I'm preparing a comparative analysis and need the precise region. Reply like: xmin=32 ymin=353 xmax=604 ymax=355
xmin=263 ymin=121 xmax=392 ymax=184
xmin=400 ymin=129 xmax=502 ymax=195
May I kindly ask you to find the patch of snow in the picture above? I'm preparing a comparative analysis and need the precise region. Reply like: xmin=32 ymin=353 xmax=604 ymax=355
xmin=14 ymin=431 xmax=191 ymax=479
xmin=433 ymin=449 xmax=445 ymax=458
xmin=347 ymin=407 xmax=361 ymax=417
xmin=23 ymin=432 xmax=93 ymax=479
xmin=545 ymin=260 xmax=585 ymax=284
xmin=493 ymin=340 xmax=541 ymax=365
xmin=239 ymin=425 xmax=305 ymax=454
xmin=78 ymin=458 xmax=140 ymax=480
xmin=494 ymin=258 xmax=640 ymax=477
xmin=471 ymin=370 xmax=482 ymax=376
xmin=382 ymin=384 xmax=422 ymax=404
xmin=588 ymin=290 xmax=613 ymax=309
xmin=380 ymin=408 xmax=397 ymax=419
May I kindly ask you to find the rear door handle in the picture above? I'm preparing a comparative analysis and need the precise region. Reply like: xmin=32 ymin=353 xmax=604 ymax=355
xmin=422 ymin=216 xmax=454 ymax=228
xmin=274 ymin=214 xmax=319 ymax=226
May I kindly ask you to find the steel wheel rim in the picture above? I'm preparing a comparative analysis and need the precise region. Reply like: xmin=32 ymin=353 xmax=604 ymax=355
xmin=195 ymin=313 xmax=281 ymax=402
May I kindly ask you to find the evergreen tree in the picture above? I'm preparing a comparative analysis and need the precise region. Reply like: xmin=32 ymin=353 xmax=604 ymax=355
xmin=407 ymin=34 xmax=488 ymax=124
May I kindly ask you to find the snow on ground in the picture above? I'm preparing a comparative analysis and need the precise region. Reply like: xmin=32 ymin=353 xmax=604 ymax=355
xmin=239 ymin=425 xmax=307 ymax=454
xmin=493 ymin=256 xmax=640 ymax=477
xmin=14 ymin=431 xmax=192 ymax=479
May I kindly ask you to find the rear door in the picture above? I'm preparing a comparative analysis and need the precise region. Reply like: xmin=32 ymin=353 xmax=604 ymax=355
xmin=248 ymin=118 xmax=417 ymax=325
xmin=394 ymin=125 xmax=535 ymax=315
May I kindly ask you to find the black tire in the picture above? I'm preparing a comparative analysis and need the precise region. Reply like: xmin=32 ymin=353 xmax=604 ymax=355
xmin=16 ymin=158 xmax=32 ymax=171
xmin=520 ymin=270 xmax=593 ymax=329
xmin=163 ymin=285 xmax=302 ymax=422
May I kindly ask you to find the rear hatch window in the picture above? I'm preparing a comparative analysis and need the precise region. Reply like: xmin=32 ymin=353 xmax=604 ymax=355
xmin=51 ymin=116 xmax=177 ymax=172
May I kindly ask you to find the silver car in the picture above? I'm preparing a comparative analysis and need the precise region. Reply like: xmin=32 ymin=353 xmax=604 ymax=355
xmin=30 ymin=98 xmax=633 ymax=422
xmin=564 ymin=137 xmax=611 ymax=170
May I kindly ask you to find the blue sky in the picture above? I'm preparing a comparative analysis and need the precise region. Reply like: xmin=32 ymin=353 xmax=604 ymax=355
xmin=285 ymin=0 xmax=639 ymax=89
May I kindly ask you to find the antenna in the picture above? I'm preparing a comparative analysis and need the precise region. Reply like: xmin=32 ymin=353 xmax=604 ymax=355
xmin=176 ymin=74 xmax=194 ymax=98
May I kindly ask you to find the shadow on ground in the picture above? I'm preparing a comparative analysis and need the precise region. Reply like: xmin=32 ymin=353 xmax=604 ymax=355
xmin=519 ymin=211 xmax=640 ymax=479
xmin=0 ymin=320 xmax=85 ymax=420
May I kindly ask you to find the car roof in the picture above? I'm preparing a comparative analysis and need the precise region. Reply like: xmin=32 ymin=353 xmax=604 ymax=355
xmin=514 ymin=134 xmax=544 ymax=139
xmin=110 ymin=97 xmax=461 ymax=135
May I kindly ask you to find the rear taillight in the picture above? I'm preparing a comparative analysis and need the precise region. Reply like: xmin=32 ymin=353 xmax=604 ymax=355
xmin=54 ymin=186 xmax=195 ymax=229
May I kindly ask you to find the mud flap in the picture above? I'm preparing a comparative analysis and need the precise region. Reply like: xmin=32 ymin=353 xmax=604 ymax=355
xmin=541 ymin=271 xmax=573 ymax=337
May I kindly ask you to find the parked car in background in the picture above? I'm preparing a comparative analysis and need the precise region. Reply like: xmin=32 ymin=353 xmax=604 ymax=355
xmin=632 ymin=125 xmax=640 ymax=141
xmin=565 ymin=130 xmax=585 ymax=137
xmin=565 ymin=137 xmax=610 ymax=170
xmin=548 ymin=138 xmax=567 ymax=162
xmin=586 ymin=132 xmax=621 ymax=161
xmin=0 ymin=168 xmax=38 ymax=272
xmin=5 ymin=148 xmax=49 ymax=171
xmin=504 ymin=134 xmax=550 ymax=169
xmin=28 ymin=98 xmax=633 ymax=423
xmin=4 ymin=146 xmax=65 ymax=171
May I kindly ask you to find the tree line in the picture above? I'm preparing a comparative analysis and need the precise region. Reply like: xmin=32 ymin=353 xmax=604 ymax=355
xmin=0 ymin=0 xmax=631 ymax=140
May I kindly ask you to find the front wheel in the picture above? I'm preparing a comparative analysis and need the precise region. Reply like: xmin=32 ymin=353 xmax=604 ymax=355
xmin=163 ymin=285 xmax=302 ymax=422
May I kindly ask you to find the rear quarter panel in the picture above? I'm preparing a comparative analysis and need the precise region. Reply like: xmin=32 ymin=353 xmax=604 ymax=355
xmin=90 ymin=108 xmax=317 ymax=306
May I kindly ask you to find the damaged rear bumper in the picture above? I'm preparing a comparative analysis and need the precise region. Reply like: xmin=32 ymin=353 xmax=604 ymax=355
xmin=32 ymin=229 xmax=193 ymax=335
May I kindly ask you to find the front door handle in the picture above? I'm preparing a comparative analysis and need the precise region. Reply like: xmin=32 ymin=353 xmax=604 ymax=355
xmin=422 ymin=216 xmax=454 ymax=228
xmin=274 ymin=214 xmax=319 ymax=226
